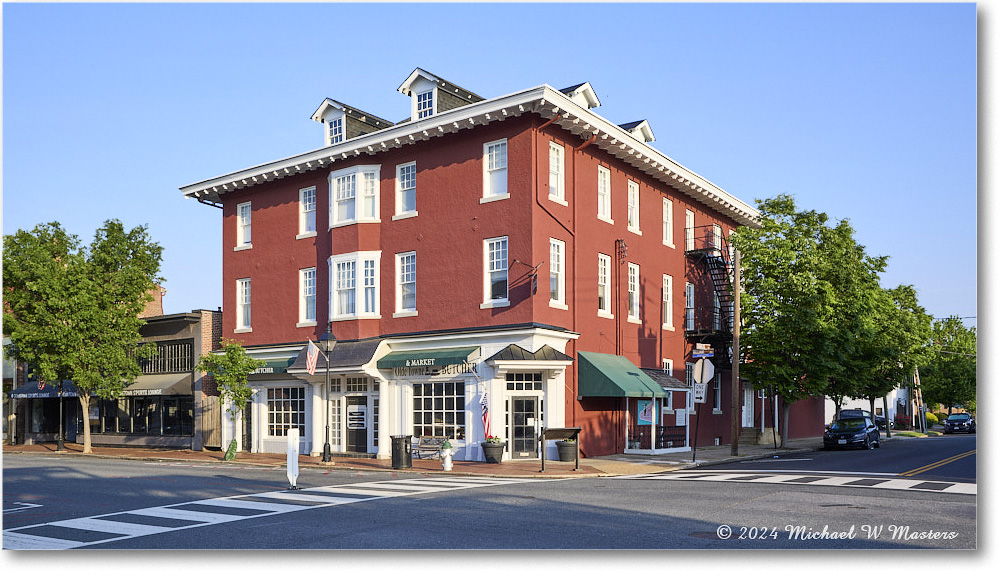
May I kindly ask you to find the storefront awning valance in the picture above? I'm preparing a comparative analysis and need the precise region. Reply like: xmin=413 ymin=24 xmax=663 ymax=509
xmin=9 ymin=380 xmax=78 ymax=399
xmin=577 ymin=352 xmax=668 ymax=398
xmin=121 ymin=373 xmax=192 ymax=396
xmin=377 ymin=346 xmax=480 ymax=369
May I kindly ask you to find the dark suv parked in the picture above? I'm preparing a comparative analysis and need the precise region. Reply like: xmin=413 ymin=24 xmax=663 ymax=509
xmin=943 ymin=413 xmax=976 ymax=434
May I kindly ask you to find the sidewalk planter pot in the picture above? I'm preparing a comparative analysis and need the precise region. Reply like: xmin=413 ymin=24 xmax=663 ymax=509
xmin=481 ymin=441 xmax=506 ymax=463
xmin=556 ymin=440 xmax=577 ymax=462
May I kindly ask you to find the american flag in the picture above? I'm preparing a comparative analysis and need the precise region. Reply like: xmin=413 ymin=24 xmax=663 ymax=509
xmin=306 ymin=340 xmax=320 ymax=376
xmin=480 ymin=392 xmax=490 ymax=438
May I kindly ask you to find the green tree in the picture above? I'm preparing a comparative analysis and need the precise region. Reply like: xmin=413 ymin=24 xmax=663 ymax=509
xmin=197 ymin=339 xmax=264 ymax=460
xmin=920 ymin=317 xmax=976 ymax=413
xmin=4 ymin=220 xmax=163 ymax=453
xmin=731 ymin=195 xmax=886 ymax=445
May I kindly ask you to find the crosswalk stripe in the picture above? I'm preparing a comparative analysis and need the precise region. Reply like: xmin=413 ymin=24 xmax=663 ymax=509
xmin=613 ymin=471 xmax=976 ymax=495
xmin=4 ymin=477 xmax=533 ymax=550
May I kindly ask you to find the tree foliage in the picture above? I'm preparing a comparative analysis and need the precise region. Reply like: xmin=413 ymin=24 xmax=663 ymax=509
xmin=4 ymin=220 xmax=163 ymax=453
xmin=919 ymin=316 xmax=976 ymax=411
xmin=731 ymin=195 xmax=887 ymax=444
xmin=196 ymin=339 xmax=264 ymax=459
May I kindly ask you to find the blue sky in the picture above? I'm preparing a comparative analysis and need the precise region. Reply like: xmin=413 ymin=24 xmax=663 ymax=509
xmin=2 ymin=2 xmax=979 ymax=329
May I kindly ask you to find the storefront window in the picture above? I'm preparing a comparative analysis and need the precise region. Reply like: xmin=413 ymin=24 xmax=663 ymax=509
xmin=412 ymin=382 xmax=465 ymax=439
xmin=267 ymin=387 xmax=306 ymax=437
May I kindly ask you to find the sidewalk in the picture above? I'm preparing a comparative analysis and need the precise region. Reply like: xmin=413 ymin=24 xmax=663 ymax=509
xmin=2 ymin=436 xmax=837 ymax=478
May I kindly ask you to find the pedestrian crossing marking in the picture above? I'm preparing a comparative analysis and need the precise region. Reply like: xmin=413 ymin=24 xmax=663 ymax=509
xmin=613 ymin=471 xmax=976 ymax=495
xmin=3 ymin=477 xmax=533 ymax=550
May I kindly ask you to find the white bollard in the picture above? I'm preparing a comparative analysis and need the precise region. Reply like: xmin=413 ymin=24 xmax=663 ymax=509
xmin=287 ymin=428 xmax=300 ymax=489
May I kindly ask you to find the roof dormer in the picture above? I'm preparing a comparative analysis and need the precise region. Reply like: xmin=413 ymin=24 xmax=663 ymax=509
xmin=560 ymin=82 xmax=601 ymax=109
xmin=618 ymin=120 xmax=655 ymax=143
xmin=397 ymin=68 xmax=484 ymax=122
xmin=311 ymin=99 xmax=394 ymax=147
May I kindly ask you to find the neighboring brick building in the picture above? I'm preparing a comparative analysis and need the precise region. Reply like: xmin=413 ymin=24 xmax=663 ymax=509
xmin=181 ymin=68 xmax=823 ymax=460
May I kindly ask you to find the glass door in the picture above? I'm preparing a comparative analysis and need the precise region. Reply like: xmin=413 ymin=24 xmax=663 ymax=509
xmin=511 ymin=397 xmax=539 ymax=459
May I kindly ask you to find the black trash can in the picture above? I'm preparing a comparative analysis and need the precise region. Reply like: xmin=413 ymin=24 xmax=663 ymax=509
xmin=391 ymin=435 xmax=412 ymax=469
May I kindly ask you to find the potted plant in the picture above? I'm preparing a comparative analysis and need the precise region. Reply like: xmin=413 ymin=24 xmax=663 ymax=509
xmin=481 ymin=435 xmax=506 ymax=463
xmin=555 ymin=437 xmax=577 ymax=462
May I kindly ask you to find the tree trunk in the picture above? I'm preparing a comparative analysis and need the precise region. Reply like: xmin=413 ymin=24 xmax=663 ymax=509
xmin=79 ymin=394 xmax=92 ymax=454
xmin=781 ymin=400 xmax=791 ymax=448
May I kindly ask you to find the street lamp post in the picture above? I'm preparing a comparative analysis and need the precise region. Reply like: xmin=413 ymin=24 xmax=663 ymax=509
xmin=319 ymin=327 xmax=337 ymax=462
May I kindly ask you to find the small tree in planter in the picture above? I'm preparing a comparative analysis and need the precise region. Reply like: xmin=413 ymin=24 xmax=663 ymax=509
xmin=197 ymin=339 xmax=265 ymax=460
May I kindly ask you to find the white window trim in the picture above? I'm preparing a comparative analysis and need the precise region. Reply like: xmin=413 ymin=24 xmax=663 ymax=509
xmin=627 ymin=262 xmax=641 ymax=324
xmin=597 ymin=166 xmax=613 ymax=225
xmin=235 ymin=201 xmax=252 ymax=250
xmin=548 ymin=142 xmax=567 ymax=205
xmin=235 ymin=278 xmax=252 ymax=333
xmin=662 ymin=359 xmax=674 ymax=377
xmin=548 ymin=238 xmax=566 ymax=310
xmin=597 ymin=253 xmax=613 ymax=319
xmin=481 ymin=236 xmax=509 ymax=308
xmin=394 ymin=162 xmax=418 ymax=219
xmin=297 ymin=186 xmax=317 ymax=240
xmin=662 ymin=197 xmax=675 ymax=248
xmin=327 ymin=117 xmax=344 ymax=146
xmin=298 ymin=267 xmax=318 ymax=328
xmin=329 ymin=165 xmax=381 ymax=228
xmin=662 ymin=274 xmax=674 ymax=331
xmin=394 ymin=251 xmax=418 ymax=317
xmin=685 ymin=209 xmax=696 ymax=251
xmin=481 ymin=139 xmax=509 ymax=203
xmin=627 ymin=180 xmax=641 ymax=235
xmin=713 ymin=373 xmax=723 ymax=414
xmin=685 ymin=282 xmax=695 ymax=331
xmin=328 ymin=251 xmax=382 ymax=321
xmin=415 ymin=89 xmax=435 ymax=120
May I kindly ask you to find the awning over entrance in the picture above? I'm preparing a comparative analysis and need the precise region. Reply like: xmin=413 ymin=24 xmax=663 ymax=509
xmin=121 ymin=373 xmax=193 ymax=396
xmin=376 ymin=346 xmax=480 ymax=369
xmin=640 ymin=368 xmax=689 ymax=391
xmin=577 ymin=352 xmax=668 ymax=398
xmin=9 ymin=380 xmax=78 ymax=399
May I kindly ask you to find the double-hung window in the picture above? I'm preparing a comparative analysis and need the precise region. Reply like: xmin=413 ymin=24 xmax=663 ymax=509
xmin=597 ymin=253 xmax=612 ymax=317
xmin=299 ymin=268 xmax=317 ymax=326
xmin=597 ymin=166 xmax=612 ymax=223
xmin=416 ymin=90 xmax=434 ymax=119
xmin=662 ymin=274 xmax=674 ymax=330
xmin=685 ymin=282 xmax=695 ymax=330
xmin=329 ymin=252 xmax=381 ymax=320
xmin=712 ymin=373 xmax=722 ymax=412
xmin=483 ymin=237 xmax=508 ymax=307
xmin=662 ymin=198 xmax=674 ymax=247
xmin=685 ymin=209 xmax=695 ymax=251
xmin=483 ymin=139 xmax=508 ymax=201
xmin=548 ymin=142 xmax=565 ymax=203
xmin=329 ymin=165 xmax=380 ymax=227
xmin=395 ymin=162 xmax=417 ymax=218
xmin=236 ymin=202 xmax=252 ymax=249
xmin=549 ymin=239 xmax=566 ymax=308
xmin=395 ymin=252 xmax=417 ymax=316
xmin=299 ymin=187 xmax=316 ymax=237
xmin=627 ymin=180 xmax=640 ymax=233
xmin=627 ymin=262 xmax=640 ymax=322
xmin=236 ymin=278 xmax=251 ymax=332
xmin=327 ymin=118 xmax=344 ymax=145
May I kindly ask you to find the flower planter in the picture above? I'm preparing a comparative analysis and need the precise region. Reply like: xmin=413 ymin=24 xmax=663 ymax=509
xmin=556 ymin=440 xmax=577 ymax=462
xmin=481 ymin=442 xmax=506 ymax=463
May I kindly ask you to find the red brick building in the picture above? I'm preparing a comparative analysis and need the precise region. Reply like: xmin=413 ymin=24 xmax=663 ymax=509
xmin=182 ymin=68 xmax=822 ymax=460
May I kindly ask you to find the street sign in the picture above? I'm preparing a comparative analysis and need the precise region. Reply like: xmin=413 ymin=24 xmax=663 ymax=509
xmin=692 ymin=358 xmax=715 ymax=384
xmin=693 ymin=383 xmax=708 ymax=404
xmin=692 ymin=352 xmax=714 ymax=358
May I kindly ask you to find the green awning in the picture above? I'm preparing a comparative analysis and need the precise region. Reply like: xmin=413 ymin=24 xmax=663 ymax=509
xmin=377 ymin=346 xmax=480 ymax=369
xmin=577 ymin=351 xmax=668 ymax=398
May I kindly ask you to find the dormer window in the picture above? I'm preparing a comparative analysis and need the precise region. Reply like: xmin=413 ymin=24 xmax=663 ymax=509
xmin=416 ymin=90 xmax=434 ymax=119
xmin=328 ymin=117 xmax=344 ymax=144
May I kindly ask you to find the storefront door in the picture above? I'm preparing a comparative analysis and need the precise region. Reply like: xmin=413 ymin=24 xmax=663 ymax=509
xmin=511 ymin=397 xmax=539 ymax=459
xmin=742 ymin=387 xmax=755 ymax=427
xmin=346 ymin=396 xmax=367 ymax=453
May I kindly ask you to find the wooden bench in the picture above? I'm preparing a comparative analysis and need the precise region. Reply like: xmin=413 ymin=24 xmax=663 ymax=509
xmin=412 ymin=437 xmax=447 ymax=460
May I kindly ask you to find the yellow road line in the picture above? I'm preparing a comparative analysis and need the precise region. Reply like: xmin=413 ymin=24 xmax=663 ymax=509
xmin=899 ymin=450 xmax=976 ymax=477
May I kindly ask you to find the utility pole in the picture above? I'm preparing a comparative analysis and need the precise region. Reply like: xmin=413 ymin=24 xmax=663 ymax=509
xmin=730 ymin=247 xmax=741 ymax=456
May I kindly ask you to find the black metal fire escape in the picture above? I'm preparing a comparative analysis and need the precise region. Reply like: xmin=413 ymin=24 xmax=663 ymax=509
xmin=684 ymin=225 xmax=734 ymax=363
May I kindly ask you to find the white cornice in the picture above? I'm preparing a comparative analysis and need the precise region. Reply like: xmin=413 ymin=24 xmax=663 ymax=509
xmin=180 ymin=84 xmax=759 ymax=226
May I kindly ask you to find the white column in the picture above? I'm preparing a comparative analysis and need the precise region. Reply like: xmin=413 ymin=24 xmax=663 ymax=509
xmin=377 ymin=377 xmax=391 ymax=459
xmin=310 ymin=382 xmax=324 ymax=457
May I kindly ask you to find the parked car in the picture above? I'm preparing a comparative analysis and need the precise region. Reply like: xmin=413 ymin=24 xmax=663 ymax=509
xmin=942 ymin=413 xmax=976 ymax=434
xmin=824 ymin=417 xmax=881 ymax=450
xmin=837 ymin=408 xmax=892 ymax=430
